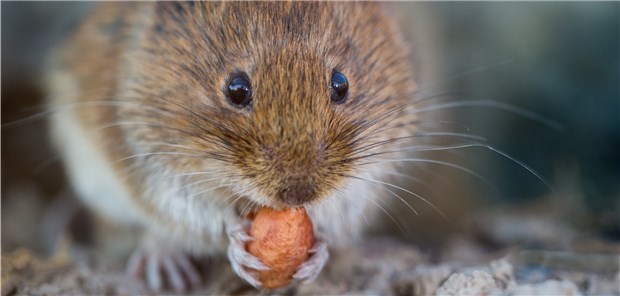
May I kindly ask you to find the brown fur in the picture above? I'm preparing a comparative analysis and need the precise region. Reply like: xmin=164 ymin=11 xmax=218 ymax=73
xmin=48 ymin=1 xmax=419 ymax=257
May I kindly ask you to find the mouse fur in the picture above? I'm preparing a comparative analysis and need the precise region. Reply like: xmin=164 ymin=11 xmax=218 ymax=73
xmin=47 ymin=2 xmax=419 ymax=291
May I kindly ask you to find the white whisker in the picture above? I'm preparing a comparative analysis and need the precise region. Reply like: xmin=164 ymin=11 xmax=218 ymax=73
xmin=112 ymin=152 xmax=205 ymax=164
xmin=188 ymin=183 xmax=234 ymax=200
xmin=348 ymin=175 xmax=446 ymax=220
xmin=351 ymin=132 xmax=488 ymax=157
xmin=137 ymin=142 xmax=202 ymax=152
xmin=94 ymin=121 xmax=186 ymax=133
xmin=220 ymin=192 xmax=243 ymax=210
xmin=365 ymin=195 xmax=409 ymax=238
xmin=159 ymin=170 xmax=222 ymax=181
xmin=353 ymin=143 xmax=484 ymax=160
xmin=359 ymin=141 xmax=554 ymax=192
xmin=421 ymin=59 xmax=513 ymax=90
xmin=411 ymin=100 xmax=562 ymax=130
xmin=3 ymin=99 xmax=178 ymax=128
xmin=175 ymin=175 xmax=233 ymax=196
xmin=359 ymin=158 xmax=493 ymax=189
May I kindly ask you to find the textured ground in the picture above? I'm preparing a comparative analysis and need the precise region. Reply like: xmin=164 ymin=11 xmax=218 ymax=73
xmin=3 ymin=236 xmax=619 ymax=295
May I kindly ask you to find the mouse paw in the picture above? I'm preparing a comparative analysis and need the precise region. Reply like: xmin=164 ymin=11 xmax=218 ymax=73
xmin=293 ymin=234 xmax=329 ymax=283
xmin=126 ymin=246 xmax=201 ymax=292
xmin=226 ymin=220 xmax=269 ymax=288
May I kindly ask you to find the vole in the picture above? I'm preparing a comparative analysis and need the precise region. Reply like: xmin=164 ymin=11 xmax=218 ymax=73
xmin=47 ymin=2 xmax=420 ymax=291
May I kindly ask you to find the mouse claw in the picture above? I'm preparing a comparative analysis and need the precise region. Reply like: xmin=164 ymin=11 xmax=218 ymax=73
xmin=126 ymin=246 xmax=202 ymax=292
xmin=293 ymin=234 xmax=329 ymax=283
xmin=227 ymin=220 xmax=269 ymax=288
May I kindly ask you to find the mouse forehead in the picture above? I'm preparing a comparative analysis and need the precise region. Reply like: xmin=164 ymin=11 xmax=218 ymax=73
xmin=152 ymin=2 xmax=382 ymax=64
xmin=146 ymin=2 xmax=411 ymax=109
xmin=208 ymin=2 xmax=389 ymax=96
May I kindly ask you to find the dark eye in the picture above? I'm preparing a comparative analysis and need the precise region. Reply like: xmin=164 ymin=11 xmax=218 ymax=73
xmin=330 ymin=71 xmax=349 ymax=104
xmin=226 ymin=73 xmax=252 ymax=107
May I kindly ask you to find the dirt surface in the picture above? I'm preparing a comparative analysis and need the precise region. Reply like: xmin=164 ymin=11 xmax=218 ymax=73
xmin=3 ymin=236 xmax=619 ymax=295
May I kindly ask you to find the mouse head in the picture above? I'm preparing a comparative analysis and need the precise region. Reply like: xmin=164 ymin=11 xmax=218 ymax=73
xmin=120 ymin=2 xmax=417 ymax=208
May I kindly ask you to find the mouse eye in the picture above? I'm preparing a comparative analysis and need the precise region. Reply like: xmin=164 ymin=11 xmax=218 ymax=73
xmin=330 ymin=71 xmax=349 ymax=104
xmin=226 ymin=73 xmax=252 ymax=107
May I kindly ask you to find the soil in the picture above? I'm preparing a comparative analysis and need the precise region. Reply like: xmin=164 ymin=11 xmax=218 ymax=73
xmin=3 ymin=234 xmax=618 ymax=295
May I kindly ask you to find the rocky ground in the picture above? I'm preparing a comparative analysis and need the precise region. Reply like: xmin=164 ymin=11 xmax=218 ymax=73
xmin=3 ymin=234 xmax=618 ymax=295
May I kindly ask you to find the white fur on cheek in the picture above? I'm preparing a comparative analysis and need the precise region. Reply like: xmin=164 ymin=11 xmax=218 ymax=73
xmin=139 ymin=162 xmax=229 ymax=251
xmin=50 ymin=109 xmax=145 ymax=226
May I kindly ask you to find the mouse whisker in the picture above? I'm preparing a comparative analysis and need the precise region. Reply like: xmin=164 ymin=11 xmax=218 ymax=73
xmin=223 ymin=194 xmax=245 ymax=214
xmin=111 ymin=151 xmax=208 ymax=164
xmin=234 ymin=195 xmax=259 ymax=219
xmin=187 ymin=183 xmax=235 ymax=200
xmin=339 ymin=190 xmax=370 ymax=228
xmin=382 ymin=185 xmax=419 ymax=216
xmin=351 ymin=132 xmax=488 ymax=157
xmin=176 ymin=175 xmax=237 ymax=196
xmin=331 ymin=193 xmax=347 ymax=228
xmin=345 ymin=174 xmax=448 ymax=220
xmin=93 ymin=120 xmax=195 ymax=135
xmin=3 ymin=91 xmax=248 ymax=164
xmin=334 ymin=103 xmax=410 ymax=147
xmin=324 ymin=186 xmax=351 ymax=225
xmin=380 ymin=170 xmax=426 ymax=186
xmin=406 ymin=162 xmax=461 ymax=193
xmin=407 ymin=100 xmax=563 ymax=130
xmin=3 ymin=98 xmax=181 ymax=128
xmin=346 ymin=90 xmax=464 ymax=140
xmin=6 ymin=95 xmax=241 ymax=175
xmin=366 ymin=119 xmax=473 ymax=139
xmin=410 ymin=90 xmax=471 ymax=106
xmin=350 ymin=143 xmax=484 ymax=162
xmin=335 ymin=173 xmax=411 ymax=238
xmin=362 ymin=192 xmax=410 ymax=239
xmin=92 ymin=119 xmax=241 ymax=162
xmin=380 ymin=170 xmax=445 ymax=200
xmin=356 ymin=139 xmax=554 ymax=192
xmin=132 ymin=142 xmax=204 ymax=154
xmin=130 ymin=92 xmax=256 ymax=154
xmin=419 ymin=59 xmax=516 ymax=98
xmin=129 ymin=141 xmax=235 ymax=166
xmin=358 ymin=158 xmax=494 ymax=190
xmin=355 ymin=96 xmax=558 ymax=147
xmin=249 ymin=199 xmax=261 ymax=216
xmin=156 ymin=170 xmax=224 ymax=181
xmin=215 ymin=191 xmax=240 ymax=209
xmin=114 ymin=162 xmax=236 ymax=196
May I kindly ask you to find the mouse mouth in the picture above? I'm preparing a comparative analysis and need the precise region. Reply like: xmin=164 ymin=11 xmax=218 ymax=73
xmin=229 ymin=193 xmax=301 ymax=217
xmin=274 ymin=176 xmax=319 ymax=206
xmin=228 ymin=179 xmax=326 ymax=212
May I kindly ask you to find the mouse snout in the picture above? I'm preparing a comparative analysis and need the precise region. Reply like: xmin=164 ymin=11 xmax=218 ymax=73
xmin=277 ymin=177 xmax=317 ymax=206
xmin=256 ymin=137 xmax=329 ymax=206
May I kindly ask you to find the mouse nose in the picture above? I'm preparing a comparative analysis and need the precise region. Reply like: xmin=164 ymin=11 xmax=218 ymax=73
xmin=277 ymin=178 xmax=316 ymax=206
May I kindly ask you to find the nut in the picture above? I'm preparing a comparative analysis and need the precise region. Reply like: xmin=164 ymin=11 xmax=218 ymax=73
xmin=246 ymin=207 xmax=314 ymax=289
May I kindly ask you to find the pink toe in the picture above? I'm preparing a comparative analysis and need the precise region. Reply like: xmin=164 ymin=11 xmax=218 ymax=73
xmin=175 ymin=254 xmax=201 ymax=287
xmin=163 ymin=257 xmax=186 ymax=293
xmin=126 ymin=251 xmax=145 ymax=279
xmin=146 ymin=255 xmax=163 ymax=291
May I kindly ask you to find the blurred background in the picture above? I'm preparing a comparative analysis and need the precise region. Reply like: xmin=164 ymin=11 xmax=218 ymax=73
xmin=2 ymin=2 xmax=619 ymax=260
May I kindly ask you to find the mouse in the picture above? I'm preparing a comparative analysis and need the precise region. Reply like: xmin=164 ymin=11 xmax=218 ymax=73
xmin=46 ymin=2 xmax=420 ymax=292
